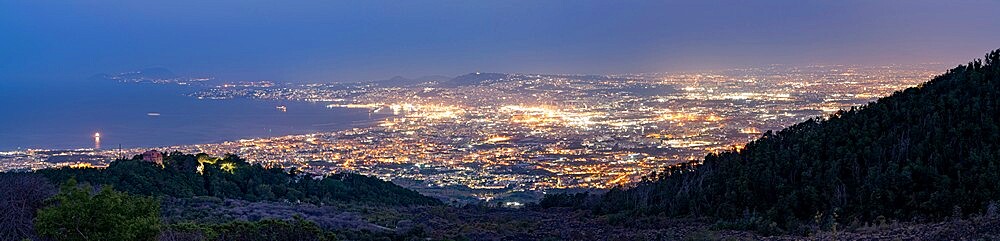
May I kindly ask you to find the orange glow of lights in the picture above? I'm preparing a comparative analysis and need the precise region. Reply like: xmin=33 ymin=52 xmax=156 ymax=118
xmin=484 ymin=136 xmax=511 ymax=143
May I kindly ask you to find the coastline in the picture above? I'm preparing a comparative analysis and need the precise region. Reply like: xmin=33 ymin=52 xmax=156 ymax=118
xmin=0 ymin=78 xmax=386 ymax=150
xmin=0 ymin=106 xmax=392 ymax=172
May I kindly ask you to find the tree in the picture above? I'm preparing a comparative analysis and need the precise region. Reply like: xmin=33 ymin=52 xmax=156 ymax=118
xmin=39 ymin=152 xmax=442 ymax=206
xmin=0 ymin=173 xmax=56 ymax=240
xmin=35 ymin=179 xmax=161 ymax=241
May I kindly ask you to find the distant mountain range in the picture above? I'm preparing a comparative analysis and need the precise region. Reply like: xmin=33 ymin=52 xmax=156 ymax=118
xmin=372 ymin=75 xmax=452 ymax=86
xmin=435 ymin=72 xmax=630 ymax=87
xmin=436 ymin=72 xmax=512 ymax=87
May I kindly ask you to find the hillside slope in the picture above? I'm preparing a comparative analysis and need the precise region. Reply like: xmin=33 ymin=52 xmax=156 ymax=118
xmin=588 ymin=50 xmax=1000 ymax=233
xmin=36 ymin=152 xmax=441 ymax=206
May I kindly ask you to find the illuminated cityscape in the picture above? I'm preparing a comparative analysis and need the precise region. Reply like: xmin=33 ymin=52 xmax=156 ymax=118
xmin=5 ymin=0 xmax=1000 ymax=239
xmin=0 ymin=64 xmax=940 ymax=201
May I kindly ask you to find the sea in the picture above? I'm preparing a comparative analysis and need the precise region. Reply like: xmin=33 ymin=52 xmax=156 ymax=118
xmin=0 ymin=80 xmax=376 ymax=150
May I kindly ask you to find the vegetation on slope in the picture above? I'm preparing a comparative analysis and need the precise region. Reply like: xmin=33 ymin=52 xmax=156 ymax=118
xmin=0 ymin=173 xmax=56 ymax=240
xmin=2 ymin=152 xmax=441 ymax=240
xmin=549 ymin=49 xmax=1000 ymax=234
xmin=35 ymin=179 xmax=161 ymax=241
xmin=38 ymin=152 xmax=441 ymax=206
xmin=160 ymin=218 xmax=338 ymax=241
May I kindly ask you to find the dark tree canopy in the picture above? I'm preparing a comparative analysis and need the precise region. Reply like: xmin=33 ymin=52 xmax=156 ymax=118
xmin=0 ymin=173 xmax=56 ymax=240
xmin=37 ymin=152 xmax=441 ymax=206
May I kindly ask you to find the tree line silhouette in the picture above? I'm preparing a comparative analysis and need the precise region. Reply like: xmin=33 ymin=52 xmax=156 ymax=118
xmin=38 ymin=152 xmax=441 ymax=206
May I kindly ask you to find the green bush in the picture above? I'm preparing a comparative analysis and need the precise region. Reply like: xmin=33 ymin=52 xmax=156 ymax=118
xmin=35 ymin=179 xmax=161 ymax=241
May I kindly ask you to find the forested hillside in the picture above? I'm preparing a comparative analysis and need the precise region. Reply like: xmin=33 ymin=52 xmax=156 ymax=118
xmin=2 ymin=152 xmax=440 ymax=240
xmin=578 ymin=50 xmax=1000 ymax=234
xmin=38 ymin=152 xmax=441 ymax=206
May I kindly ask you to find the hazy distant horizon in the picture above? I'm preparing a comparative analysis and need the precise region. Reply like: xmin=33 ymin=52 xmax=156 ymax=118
xmin=44 ymin=62 xmax=963 ymax=86
xmin=2 ymin=0 xmax=999 ymax=83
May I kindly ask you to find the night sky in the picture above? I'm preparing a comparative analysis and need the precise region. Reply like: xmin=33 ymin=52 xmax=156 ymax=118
xmin=2 ymin=0 xmax=999 ymax=83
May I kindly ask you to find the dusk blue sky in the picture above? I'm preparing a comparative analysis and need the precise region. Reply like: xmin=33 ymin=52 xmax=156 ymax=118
xmin=2 ymin=0 xmax=999 ymax=83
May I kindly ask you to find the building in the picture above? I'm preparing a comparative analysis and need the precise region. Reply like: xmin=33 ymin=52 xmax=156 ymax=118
xmin=141 ymin=150 xmax=163 ymax=165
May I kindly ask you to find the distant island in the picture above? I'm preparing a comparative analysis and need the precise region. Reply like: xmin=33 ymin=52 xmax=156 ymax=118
xmin=89 ymin=67 xmax=212 ymax=85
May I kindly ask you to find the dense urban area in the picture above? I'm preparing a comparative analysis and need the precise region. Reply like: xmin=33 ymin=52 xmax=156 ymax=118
xmin=1 ymin=64 xmax=941 ymax=202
